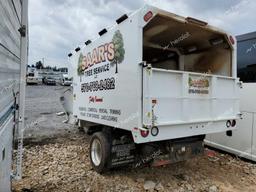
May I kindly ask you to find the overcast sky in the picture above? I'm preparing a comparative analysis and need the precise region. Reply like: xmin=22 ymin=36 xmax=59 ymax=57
xmin=28 ymin=0 xmax=256 ymax=67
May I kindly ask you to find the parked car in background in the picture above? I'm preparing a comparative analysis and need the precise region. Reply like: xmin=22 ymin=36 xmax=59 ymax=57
xmin=44 ymin=77 xmax=56 ymax=85
xmin=26 ymin=68 xmax=39 ymax=84
xmin=61 ymin=74 xmax=72 ymax=86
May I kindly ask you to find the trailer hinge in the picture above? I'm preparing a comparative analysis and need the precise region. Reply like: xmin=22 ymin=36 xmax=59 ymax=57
xmin=237 ymin=81 xmax=243 ymax=89
xmin=18 ymin=25 xmax=26 ymax=37
xmin=139 ymin=62 xmax=152 ymax=69
xmin=139 ymin=127 xmax=149 ymax=131
xmin=142 ymin=124 xmax=151 ymax=130
xmin=238 ymin=113 xmax=243 ymax=119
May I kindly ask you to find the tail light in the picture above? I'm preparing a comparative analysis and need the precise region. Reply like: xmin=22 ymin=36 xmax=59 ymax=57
xmin=231 ymin=120 xmax=236 ymax=127
xmin=229 ymin=36 xmax=235 ymax=45
xmin=140 ymin=130 xmax=149 ymax=137
xmin=144 ymin=11 xmax=153 ymax=22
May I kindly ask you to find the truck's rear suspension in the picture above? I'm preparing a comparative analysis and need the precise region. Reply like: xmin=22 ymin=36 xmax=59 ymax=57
xmin=88 ymin=125 xmax=204 ymax=173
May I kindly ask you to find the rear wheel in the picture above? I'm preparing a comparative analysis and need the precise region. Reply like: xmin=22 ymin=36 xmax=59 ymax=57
xmin=89 ymin=132 xmax=111 ymax=173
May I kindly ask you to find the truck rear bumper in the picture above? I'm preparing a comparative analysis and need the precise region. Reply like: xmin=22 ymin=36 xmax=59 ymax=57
xmin=132 ymin=119 xmax=237 ymax=144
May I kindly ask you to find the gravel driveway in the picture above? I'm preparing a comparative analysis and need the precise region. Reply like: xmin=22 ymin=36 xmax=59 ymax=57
xmin=12 ymin=85 xmax=256 ymax=192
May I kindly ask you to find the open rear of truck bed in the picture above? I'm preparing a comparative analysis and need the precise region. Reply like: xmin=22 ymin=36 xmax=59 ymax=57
xmin=133 ymin=5 xmax=240 ymax=143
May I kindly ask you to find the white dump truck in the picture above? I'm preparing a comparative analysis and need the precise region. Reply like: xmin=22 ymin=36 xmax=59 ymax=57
xmin=67 ymin=5 xmax=241 ymax=173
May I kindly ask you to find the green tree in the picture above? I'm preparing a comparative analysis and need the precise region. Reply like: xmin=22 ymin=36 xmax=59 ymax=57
xmin=35 ymin=61 xmax=44 ymax=69
xmin=112 ymin=30 xmax=125 ymax=73
xmin=77 ymin=53 xmax=84 ymax=76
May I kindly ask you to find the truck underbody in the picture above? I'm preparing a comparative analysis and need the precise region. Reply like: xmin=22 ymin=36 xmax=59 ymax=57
xmin=82 ymin=121 xmax=204 ymax=172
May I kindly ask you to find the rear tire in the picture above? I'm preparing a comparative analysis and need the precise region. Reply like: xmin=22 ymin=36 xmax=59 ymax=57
xmin=89 ymin=132 xmax=111 ymax=173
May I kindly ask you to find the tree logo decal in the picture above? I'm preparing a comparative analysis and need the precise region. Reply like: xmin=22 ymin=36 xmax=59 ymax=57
xmin=111 ymin=30 xmax=125 ymax=74
xmin=77 ymin=30 xmax=125 ymax=76
xmin=188 ymin=76 xmax=210 ymax=94
xmin=77 ymin=53 xmax=84 ymax=76
xmin=188 ymin=77 xmax=209 ymax=88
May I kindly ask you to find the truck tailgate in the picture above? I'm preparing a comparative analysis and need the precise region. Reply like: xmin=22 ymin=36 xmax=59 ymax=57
xmin=142 ymin=68 xmax=240 ymax=128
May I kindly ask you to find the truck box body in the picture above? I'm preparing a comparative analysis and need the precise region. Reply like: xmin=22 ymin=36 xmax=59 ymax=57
xmin=70 ymin=5 xmax=240 ymax=144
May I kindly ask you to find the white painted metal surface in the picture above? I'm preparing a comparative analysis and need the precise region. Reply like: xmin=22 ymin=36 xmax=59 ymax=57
xmin=70 ymin=5 xmax=240 ymax=144
xmin=15 ymin=0 xmax=28 ymax=180
xmin=0 ymin=0 xmax=28 ymax=190
xmin=138 ymin=68 xmax=240 ymax=143
xmin=0 ymin=0 xmax=22 ymax=191
xmin=206 ymin=83 xmax=256 ymax=161
xmin=205 ymin=31 xmax=256 ymax=162
xmin=0 ymin=116 xmax=14 ymax=192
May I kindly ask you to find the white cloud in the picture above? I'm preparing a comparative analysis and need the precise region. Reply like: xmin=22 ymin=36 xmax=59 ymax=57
xmin=28 ymin=0 xmax=256 ymax=67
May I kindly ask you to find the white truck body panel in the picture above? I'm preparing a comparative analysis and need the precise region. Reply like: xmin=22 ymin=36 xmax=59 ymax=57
xmin=0 ymin=0 xmax=26 ymax=190
xmin=205 ymin=32 xmax=256 ymax=162
xmin=141 ymin=68 xmax=239 ymax=143
xmin=206 ymin=83 xmax=256 ymax=161
xmin=0 ymin=116 xmax=13 ymax=192
xmin=70 ymin=5 xmax=240 ymax=144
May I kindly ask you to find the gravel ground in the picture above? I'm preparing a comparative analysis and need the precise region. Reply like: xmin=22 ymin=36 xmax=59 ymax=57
xmin=23 ymin=85 xmax=75 ymax=141
xmin=12 ymin=85 xmax=256 ymax=192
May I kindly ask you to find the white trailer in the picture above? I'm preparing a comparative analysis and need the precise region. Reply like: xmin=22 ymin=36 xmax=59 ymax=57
xmin=206 ymin=32 xmax=256 ymax=161
xmin=68 ymin=5 xmax=241 ymax=173
xmin=0 ymin=0 xmax=28 ymax=191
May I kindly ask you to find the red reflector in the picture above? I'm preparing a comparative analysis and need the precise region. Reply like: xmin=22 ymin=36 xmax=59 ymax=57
xmin=152 ymin=160 xmax=171 ymax=167
xmin=144 ymin=11 xmax=153 ymax=22
xmin=229 ymin=36 xmax=235 ymax=45
xmin=231 ymin=120 xmax=236 ymax=127
xmin=140 ymin=130 xmax=149 ymax=137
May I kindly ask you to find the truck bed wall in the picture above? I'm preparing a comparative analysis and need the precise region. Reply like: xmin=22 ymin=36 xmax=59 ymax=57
xmin=72 ymin=13 xmax=143 ymax=131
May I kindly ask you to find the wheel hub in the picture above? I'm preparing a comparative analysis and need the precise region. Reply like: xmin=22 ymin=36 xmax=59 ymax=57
xmin=91 ymin=139 xmax=102 ymax=166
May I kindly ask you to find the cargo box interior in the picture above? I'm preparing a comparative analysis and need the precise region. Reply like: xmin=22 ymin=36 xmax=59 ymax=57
xmin=143 ymin=14 xmax=232 ymax=76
